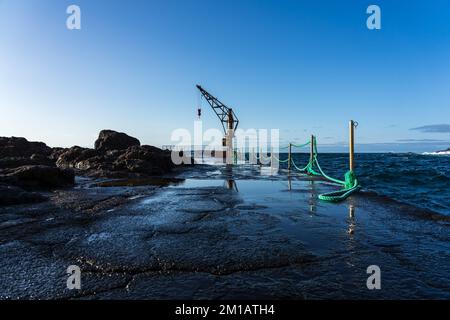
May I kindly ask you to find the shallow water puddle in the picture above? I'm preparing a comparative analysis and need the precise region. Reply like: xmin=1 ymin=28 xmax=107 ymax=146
xmin=134 ymin=178 xmax=354 ymax=255
xmin=172 ymin=178 xmax=323 ymax=206
xmin=95 ymin=177 xmax=185 ymax=187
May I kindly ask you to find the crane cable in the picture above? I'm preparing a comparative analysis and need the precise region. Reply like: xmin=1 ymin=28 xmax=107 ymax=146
xmin=197 ymin=90 xmax=202 ymax=119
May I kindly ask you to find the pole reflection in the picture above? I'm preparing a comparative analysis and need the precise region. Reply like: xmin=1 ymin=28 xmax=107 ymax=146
xmin=226 ymin=179 xmax=238 ymax=192
xmin=347 ymin=204 xmax=356 ymax=235
xmin=308 ymin=180 xmax=317 ymax=215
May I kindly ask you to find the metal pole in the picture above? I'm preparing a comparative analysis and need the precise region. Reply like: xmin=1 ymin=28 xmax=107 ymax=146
xmin=310 ymin=135 xmax=314 ymax=163
xmin=288 ymin=143 xmax=292 ymax=171
xmin=349 ymin=120 xmax=355 ymax=171
xmin=259 ymin=147 xmax=263 ymax=166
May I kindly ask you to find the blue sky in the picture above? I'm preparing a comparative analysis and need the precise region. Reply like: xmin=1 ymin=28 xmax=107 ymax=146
xmin=0 ymin=0 xmax=449 ymax=152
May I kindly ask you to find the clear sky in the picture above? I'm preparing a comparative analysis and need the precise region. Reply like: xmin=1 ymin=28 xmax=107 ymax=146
xmin=1 ymin=0 xmax=449 ymax=152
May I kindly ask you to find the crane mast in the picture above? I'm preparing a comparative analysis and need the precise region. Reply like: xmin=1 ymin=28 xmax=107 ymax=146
xmin=196 ymin=85 xmax=239 ymax=163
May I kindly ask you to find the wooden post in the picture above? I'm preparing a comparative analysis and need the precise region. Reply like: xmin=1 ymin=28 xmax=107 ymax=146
xmin=288 ymin=143 xmax=292 ymax=171
xmin=256 ymin=147 xmax=259 ymax=165
xmin=349 ymin=120 xmax=355 ymax=171
xmin=226 ymin=109 xmax=234 ymax=165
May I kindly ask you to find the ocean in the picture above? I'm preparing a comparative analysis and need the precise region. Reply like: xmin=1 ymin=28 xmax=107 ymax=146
xmin=279 ymin=152 xmax=450 ymax=216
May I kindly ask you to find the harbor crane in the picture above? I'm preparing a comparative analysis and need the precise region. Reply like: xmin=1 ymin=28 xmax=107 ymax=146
xmin=196 ymin=85 xmax=239 ymax=161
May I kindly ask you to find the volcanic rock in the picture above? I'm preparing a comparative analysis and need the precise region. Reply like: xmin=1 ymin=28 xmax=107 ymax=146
xmin=56 ymin=146 xmax=100 ymax=169
xmin=0 ymin=165 xmax=75 ymax=190
xmin=56 ymin=131 xmax=174 ymax=177
xmin=113 ymin=145 xmax=174 ymax=175
xmin=94 ymin=130 xmax=140 ymax=152
xmin=0 ymin=137 xmax=52 ymax=158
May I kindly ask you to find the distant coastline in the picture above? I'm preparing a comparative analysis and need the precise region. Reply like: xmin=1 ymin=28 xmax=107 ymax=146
xmin=422 ymin=148 xmax=450 ymax=155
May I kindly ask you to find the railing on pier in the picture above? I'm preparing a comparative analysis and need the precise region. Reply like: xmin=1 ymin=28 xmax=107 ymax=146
xmin=233 ymin=121 xmax=361 ymax=202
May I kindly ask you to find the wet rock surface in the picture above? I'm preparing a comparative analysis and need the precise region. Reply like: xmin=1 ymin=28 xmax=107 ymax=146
xmin=0 ymin=184 xmax=47 ymax=206
xmin=0 ymin=164 xmax=449 ymax=299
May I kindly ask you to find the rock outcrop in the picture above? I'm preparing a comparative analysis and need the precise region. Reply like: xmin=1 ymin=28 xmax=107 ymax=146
xmin=112 ymin=145 xmax=174 ymax=175
xmin=94 ymin=130 xmax=140 ymax=152
xmin=56 ymin=130 xmax=173 ymax=178
xmin=0 ymin=165 xmax=75 ymax=190
xmin=0 ymin=137 xmax=52 ymax=158
xmin=0 ymin=130 xmax=174 ymax=205
xmin=0 ymin=137 xmax=55 ymax=169
xmin=56 ymin=146 xmax=100 ymax=169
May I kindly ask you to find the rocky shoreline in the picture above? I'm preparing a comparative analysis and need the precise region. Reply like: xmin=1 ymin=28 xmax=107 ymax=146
xmin=1 ymin=134 xmax=450 ymax=299
xmin=0 ymin=130 xmax=175 ymax=206
xmin=1 ymin=162 xmax=449 ymax=299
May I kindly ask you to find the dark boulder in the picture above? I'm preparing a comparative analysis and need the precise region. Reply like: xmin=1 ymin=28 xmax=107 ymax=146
xmin=0 ymin=137 xmax=56 ymax=170
xmin=113 ymin=145 xmax=174 ymax=175
xmin=56 ymin=146 xmax=100 ymax=169
xmin=0 ymin=137 xmax=52 ymax=158
xmin=30 ymin=153 xmax=54 ymax=166
xmin=1 ymin=131 xmax=176 ymax=180
xmin=0 ymin=130 xmax=176 ymax=194
xmin=56 ymin=131 xmax=173 ymax=178
xmin=49 ymin=147 xmax=67 ymax=161
xmin=94 ymin=130 xmax=140 ymax=152
xmin=0 ymin=165 xmax=75 ymax=190
xmin=0 ymin=184 xmax=47 ymax=206
xmin=0 ymin=156 xmax=52 ymax=169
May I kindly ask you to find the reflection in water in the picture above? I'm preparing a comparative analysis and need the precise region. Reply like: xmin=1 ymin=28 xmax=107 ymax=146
xmin=349 ymin=205 xmax=355 ymax=219
xmin=308 ymin=180 xmax=317 ymax=215
xmin=346 ymin=204 xmax=358 ymax=268
xmin=224 ymin=163 xmax=233 ymax=178
xmin=222 ymin=164 xmax=238 ymax=191
xmin=347 ymin=205 xmax=356 ymax=235
xmin=226 ymin=179 xmax=238 ymax=192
